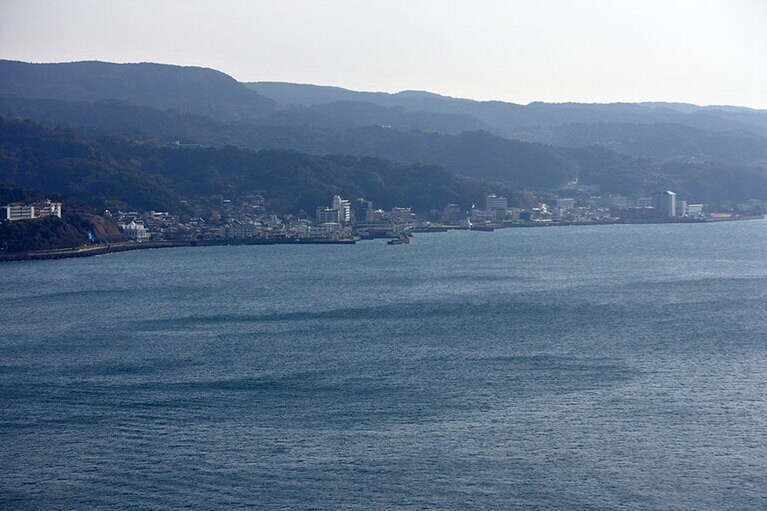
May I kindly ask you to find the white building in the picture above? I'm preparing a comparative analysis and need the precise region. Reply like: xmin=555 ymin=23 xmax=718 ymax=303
xmin=224 ymin=223 xmax=261 ymax=239
xmin=315 ymin=195 xmax=351 ymax=225
xmin=332 ymin=195 xmax=351 ymax=224
xmin=2 ymin=200 xmax=62 ymax=222
xmin=121 ymin=220 xmax=150 ymax=241
xmin=686 ymin=204 xmax=704 ymax=217
xmin=654 ymin=191 xmax=677 ymax=218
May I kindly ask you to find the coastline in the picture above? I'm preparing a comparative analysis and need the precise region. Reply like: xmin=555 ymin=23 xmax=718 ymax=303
xmin=482 ymin=214 xmax=765 ymax=230
xmin=1 ymin=214 xmax=762 ymax=263
xmin=0 ymin=237 xmax=357 ymax=262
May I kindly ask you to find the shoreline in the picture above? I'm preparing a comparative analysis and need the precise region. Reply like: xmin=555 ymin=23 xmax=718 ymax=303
xmin=470 ymin=214 xmax=765 ymax=231
xmin=0 ymin=237 xmax=357 ymax=262
xmin=1 ymin=214 xmax=763 ymax=263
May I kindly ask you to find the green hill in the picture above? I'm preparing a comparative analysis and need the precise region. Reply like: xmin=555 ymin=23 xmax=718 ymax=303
xmin=0 ymin=117 xmax=499 ymax=215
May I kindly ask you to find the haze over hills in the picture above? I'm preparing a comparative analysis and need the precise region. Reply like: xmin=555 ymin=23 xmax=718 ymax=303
xmin=248 ymin=81 xmax=767 ymax=139
xmin=9 ymin=93 xmax=764 ymax=202
xmin=1 ymin=59 xmax=766 ymax=213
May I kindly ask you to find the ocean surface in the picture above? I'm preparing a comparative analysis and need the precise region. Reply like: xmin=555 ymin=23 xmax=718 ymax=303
xmin=2 ymin=221 xmax=766 ymax=510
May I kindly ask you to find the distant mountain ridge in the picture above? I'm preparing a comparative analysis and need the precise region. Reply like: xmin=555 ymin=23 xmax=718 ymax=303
xmin=247 ymin=81 xmax=767 ymax=138
xmin=1 ymin=59 xmax=766 ymax=205
xmin=0 ymin=60 xmax=277 ymax=121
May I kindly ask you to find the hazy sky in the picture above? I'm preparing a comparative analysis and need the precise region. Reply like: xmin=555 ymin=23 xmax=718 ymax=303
xmin=1 ymin=0 xmax=766 ymax=108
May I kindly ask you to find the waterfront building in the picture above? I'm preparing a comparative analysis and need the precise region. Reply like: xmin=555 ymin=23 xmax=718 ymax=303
xmin=470 ymin=207 xmax=496 ymax=222
xmin=121 ymin=220 xmax=150 ymax=241
xmin=316 ymin=207 xmax=341 ymax=225
xmin=686 ymin=204 xmax=704 ymax=217
xmin=391 ymin=207 xmax=413 ymax=224
xmin=224 ymin=223 xmax=261 ymax=239
xmin=288 ymin=218 xmax=313 ymax=238
xmin=504 ymin=208 xmax=522 ymax=221
xmin=441 ymin=203 xmax=465 ymax=223
xmin=621 ymin=207 xmax=660 ymax=221
xmin=352 ymin=198 xmax=374 ymax=223
xmin=312 ymin=222 xmax=341 ymax=239
xmin=556 ymin=198 xmax=576 ymax=211
xmin=315 ymin=195 xmax=352 ymax=225
xmin=654 ymin=190 xmax=677 ymax=218
xmin=636 ymin=197 xmax=654 ymax=208
xmin=486 ymin=194 xmax=508 ymax=211
xmin=610 ymin=195 xmax=629 ymax=209
xmin=332 ymin=195 xmax=351 ymax=224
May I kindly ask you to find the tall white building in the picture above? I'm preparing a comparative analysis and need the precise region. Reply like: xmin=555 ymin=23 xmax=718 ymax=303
xmin=654 ymin=191 xmax=677 ymax=218
xmin=332 ymin=195 xmax=351 ymax=224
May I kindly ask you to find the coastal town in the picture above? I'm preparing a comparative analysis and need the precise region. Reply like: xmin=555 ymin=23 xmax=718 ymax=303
xmin=2 ymin=186 xmax=764 ymax=260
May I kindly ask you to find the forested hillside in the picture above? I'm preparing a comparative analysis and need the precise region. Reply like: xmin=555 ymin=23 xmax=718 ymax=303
xmin=0 ymin=118 xmax=500 ymax=214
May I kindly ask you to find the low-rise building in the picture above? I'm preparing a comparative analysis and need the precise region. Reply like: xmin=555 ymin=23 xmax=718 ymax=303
xmin=316 ymin=207 xmax=341 ymax=224
xmin=121 ymin=220 xmax=150 ymax=241
xmin=470 ymin=207 xmax=496 ymax=222
xmin=441 ymin=203 xmax=465 ymax=223
xmin=224 ymin=223 xmax=262 ymax=239
xmin=312 ymin=222 xmax=342 ymax=239
xmin=636 ymin=197 xmax=654 ymax=208
xmin=556 ymin=198 xmax=576 ymax=211
xmin=686 ymin=204 xmax=704 ymax=217
xmin=391 ymin=207 xmax=413 ymax=225
xmin=2 ymin=200 xmax=62 ymax=222
xmin=486 ymin=195 xmax=508 ymax=211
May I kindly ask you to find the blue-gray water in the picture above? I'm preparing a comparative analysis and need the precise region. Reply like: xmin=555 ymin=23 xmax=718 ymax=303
xmin=2 ymin=221 xmax=767 ymax=510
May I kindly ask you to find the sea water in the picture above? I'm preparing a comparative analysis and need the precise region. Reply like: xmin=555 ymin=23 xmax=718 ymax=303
xmin=2 ymin=221 xmax=766 ymax=510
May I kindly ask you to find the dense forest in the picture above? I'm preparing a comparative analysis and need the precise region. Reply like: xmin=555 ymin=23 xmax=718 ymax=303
xmin=0 ymin=118 xmax=502 ymax=215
